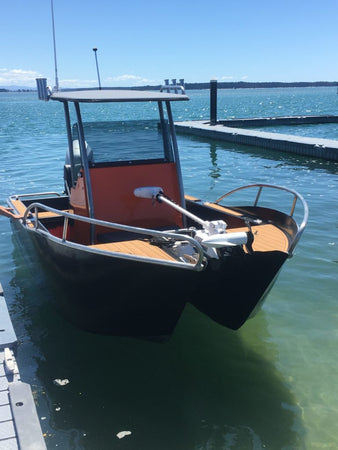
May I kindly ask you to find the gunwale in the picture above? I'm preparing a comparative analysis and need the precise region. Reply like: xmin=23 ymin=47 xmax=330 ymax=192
xmin=10 ymin=198 xmax=289 ymax=255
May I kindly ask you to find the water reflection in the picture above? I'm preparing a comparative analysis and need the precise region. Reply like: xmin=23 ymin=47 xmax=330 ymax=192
xmin=8 ymin=247 xmax=305 ymax=450
xmin=208 ymin=143 xmax=221 ymax=189
xmin=180 ymin=134 xmax=338 ymax=176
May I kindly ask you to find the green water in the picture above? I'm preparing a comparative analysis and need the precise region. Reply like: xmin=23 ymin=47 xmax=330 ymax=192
xmin=0 ymin=88 xmax=337 ymax=449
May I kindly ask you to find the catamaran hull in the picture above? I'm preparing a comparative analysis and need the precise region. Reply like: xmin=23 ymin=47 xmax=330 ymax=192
xmin=190 ymin=250 xmax=287 ymax=329
xmin=11 ymin=218 xmax=287 ymax=338
xmin=12 ymin=223 xmax=189 ymax=338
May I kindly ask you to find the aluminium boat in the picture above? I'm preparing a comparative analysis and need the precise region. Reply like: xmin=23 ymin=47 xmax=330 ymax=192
xmin=0 ymin=80 xmax=308 ymax=339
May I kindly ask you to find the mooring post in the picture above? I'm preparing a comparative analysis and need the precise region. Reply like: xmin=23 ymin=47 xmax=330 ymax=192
xmin=210 ymin=79 xmax=217 ymax=125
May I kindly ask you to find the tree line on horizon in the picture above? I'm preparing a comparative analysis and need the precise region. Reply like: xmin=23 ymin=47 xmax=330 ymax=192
xmin=1 ymin=81 xmax=337 ymax=92
xmin=140 ymin=81 xmax=338 ymax=91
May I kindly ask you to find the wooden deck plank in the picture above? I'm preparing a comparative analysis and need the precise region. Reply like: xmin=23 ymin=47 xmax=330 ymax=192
xmin=11 ymin=198 xmax=288 ymax=254
xmin=204 ymin=202 xmax=243 ymax=217
xmin=10 ymin=200 xmax=26 ymax=217
xmin=90 ymin=239 xmax=178 ymax=261
xmin=91 ymin=223 xmax=288 ymax=261
xmin=10 ymin=200 xmax=34 ymax=228
xmin=228 ymin=225 xmax=289 ymax=253
xmin=38 ymin=209 xmax=73 ymax=219
xmin=10 ymin=200 xmax=72 ymax=220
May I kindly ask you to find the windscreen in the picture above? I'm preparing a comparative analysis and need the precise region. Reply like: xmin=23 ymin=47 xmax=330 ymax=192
xmin=72 ymin=120 xmax=173 ymax=165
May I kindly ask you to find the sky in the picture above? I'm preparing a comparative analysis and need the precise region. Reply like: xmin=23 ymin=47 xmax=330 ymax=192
xmin=1 ymin=0 xmax=337 ymax=88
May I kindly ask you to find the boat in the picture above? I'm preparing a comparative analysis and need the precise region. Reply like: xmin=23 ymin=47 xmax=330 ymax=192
xmin=0 ymin=79 xmax=308 ymax=339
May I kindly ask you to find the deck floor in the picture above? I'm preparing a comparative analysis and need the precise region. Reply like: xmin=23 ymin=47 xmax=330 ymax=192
xmin=90 ymin=239 xmax=178 ymax=261
xmin=90 ymin=223 xmax=288 ymax=260
xmin=11 ymin=199 xmax=289 ymax=256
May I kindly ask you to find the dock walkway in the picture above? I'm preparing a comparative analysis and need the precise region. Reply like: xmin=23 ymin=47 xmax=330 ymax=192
xmin=175 ymin=117 xmax=338 ymax=161
xmin=0 ymin=283 xmax=46 ymax=449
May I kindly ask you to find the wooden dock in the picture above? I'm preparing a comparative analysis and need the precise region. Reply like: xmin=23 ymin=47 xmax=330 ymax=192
xmin=175 ymin=116 xmax=338 ymax=161
xmin=0 ymin=283 xmax=46 ymax=449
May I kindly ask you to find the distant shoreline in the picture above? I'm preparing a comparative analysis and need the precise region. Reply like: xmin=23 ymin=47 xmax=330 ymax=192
xmin=1 ymin=81 xmax=337 ymax=92
xmin=184 ymin=81 xmax=338 ymax=90
xmin=140 ymin=81 xmax=338 ymax=91
xmin=0 ymin=88 xmax=33 ymax=92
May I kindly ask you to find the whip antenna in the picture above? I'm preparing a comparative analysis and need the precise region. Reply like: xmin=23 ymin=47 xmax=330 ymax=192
xmin=93 ymin=48 xmax=102 ymax=90
xmin=51 ymin=0 xmax=59 ymax=91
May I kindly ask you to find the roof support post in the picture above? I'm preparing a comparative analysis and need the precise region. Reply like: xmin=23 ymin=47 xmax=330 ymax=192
xmin=165 ymin=101 xmax=186 ymax=226
xmin=158 ymin=101 xmax=172 ymax=161
xmin=74 ymin=102 xmax=95 ymax=244
xmin=63 ymin=102 xmax=74 ymax=186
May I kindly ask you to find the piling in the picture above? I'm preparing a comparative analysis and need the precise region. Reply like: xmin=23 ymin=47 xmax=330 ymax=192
xmin=210 ymin=79 xmax=218 ymax=125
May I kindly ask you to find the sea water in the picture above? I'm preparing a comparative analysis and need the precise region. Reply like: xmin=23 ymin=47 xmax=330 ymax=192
xmin=0 ymin=87 xmax=337 ymax=449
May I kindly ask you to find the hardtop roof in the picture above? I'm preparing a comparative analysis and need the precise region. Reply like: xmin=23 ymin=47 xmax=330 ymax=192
xmin=50 ymin=89 xmax=189 ymax=103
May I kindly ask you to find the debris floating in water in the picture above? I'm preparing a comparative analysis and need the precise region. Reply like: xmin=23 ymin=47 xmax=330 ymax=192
xmin=53 ymin=378 xmax=70 ymax=386
xmin=116 ymin=431 xmax=132 ymax=439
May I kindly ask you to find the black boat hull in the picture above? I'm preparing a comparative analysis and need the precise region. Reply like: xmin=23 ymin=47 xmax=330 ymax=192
xmin=11 ymin=218 xmax=287 ymax=339
xmin=190 ymin=250 xmax=287 ymax=330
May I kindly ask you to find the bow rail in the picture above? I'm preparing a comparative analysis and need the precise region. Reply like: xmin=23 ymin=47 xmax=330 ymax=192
xmin=22 ymin=202 xmax=206 ymax=271
xmin=214 ymin=183 xmax=308 ymax=254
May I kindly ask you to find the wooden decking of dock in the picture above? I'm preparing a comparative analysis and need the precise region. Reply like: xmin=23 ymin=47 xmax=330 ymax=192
xmin=175 ymin=116 xmax=338 ymax=161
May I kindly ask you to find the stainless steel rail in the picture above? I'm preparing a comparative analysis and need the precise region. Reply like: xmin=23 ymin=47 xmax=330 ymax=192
xmin=214 ymin=183 xmax=309 ymax=255
xmin=11 ymin=192 xmax=62 ymax=200
xmin=23 ymin=203 xmax=206 ymax=271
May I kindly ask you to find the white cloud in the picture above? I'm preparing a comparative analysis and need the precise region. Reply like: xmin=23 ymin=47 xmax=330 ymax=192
xmin=59 ymin=78 xmax=97 ymax=88
xmin=213 ymin=75 xmax=250 ymax=82
xmin=60 ymin=74 xmax=158 ymax=88
xmin=110 ymin=75 xmax=140 ymax=81
xmin=0 ymin=68 xmax=160 ymax=88
xmin=105 ymin=74 xmax=158 ymax=86
xmin=0 ymin=68 xmax=43 ymax=86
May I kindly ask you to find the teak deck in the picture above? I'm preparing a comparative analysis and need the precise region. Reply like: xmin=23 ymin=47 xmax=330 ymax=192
xmin=89 ymin=224 xmax=289 ymax=260
xmin=89 ymin=239 xmax=178 ymax=261
xmin=11 ymin=199 xmax=289 ymax=259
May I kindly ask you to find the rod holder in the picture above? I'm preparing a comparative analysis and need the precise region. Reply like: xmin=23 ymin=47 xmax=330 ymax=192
xmin=36 ymin=78 xmax=50 ymax=101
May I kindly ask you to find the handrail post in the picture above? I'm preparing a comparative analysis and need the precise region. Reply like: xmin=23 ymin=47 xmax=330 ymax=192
xmin=290 ymin=196 xmax=297 ymax=217
xmin=62 ymin=217 xmax=69 ymax=241
xmin=254 ymin=186 xmax=263 ymax=206
xmin=34 ymin=206 xmax=38 ymax=229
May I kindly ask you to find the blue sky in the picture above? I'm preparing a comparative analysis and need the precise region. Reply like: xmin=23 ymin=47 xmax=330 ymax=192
xmin=1 ymin=0 xmax=337 ymax=88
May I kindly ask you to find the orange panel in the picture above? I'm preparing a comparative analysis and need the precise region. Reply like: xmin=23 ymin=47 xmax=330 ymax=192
xmin=70 ymin=162 xmax=183 ymax=242
xmin=89 ymin=163 xmax=183 ymax=228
